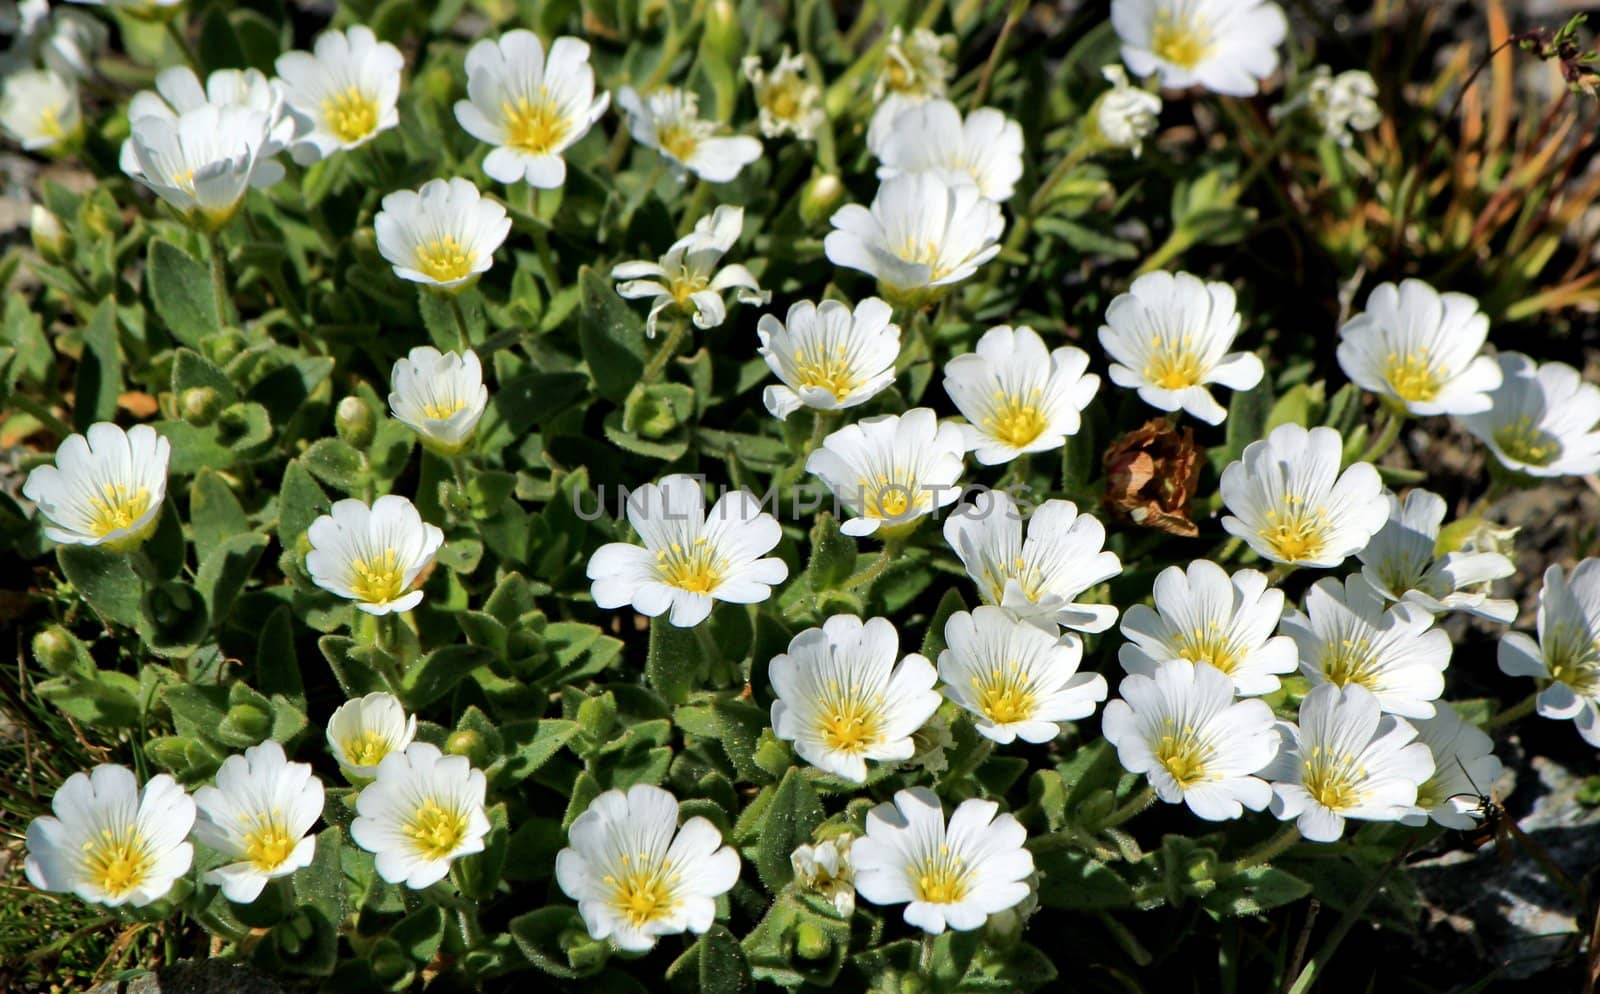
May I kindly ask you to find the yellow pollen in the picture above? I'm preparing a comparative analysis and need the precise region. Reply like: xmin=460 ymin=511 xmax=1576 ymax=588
xmin=860 ymin=469 xmax=920 ymax=522
xmin=421 ymin=397 xmax=469 ymax=419
xmin=349 ymin=548 xmax=406 ymax=605
xmin=1155 ymin=720 xmax=1210 ymax=787
xmin=82 ymin=828 xmax=153 ymax=898
xmin=792 ymin=344 xmax=857 ymax=401
xmin=1151 ymin=12 xmax=1212 ymax=69
xmin=657 ymin=123 xmax=700 ymax=163
xmin=86 ymin=482 xmax=152 ymax=537
xmin=971 ymin=660 xmax=1037 ymax=725
xmin=897 ymin=239 xmax=949 ymax=281
xmin=405 ymin=798 xmax=468 ymax=861
xmin=1320 ymin=636 xmax=1379 ymax=689
xmin=985 ymin=388 xmax=1049 ymax=449
xmin=817 ymin=680 xmax=884 ymax=753
xmin=342 ymin=729 xmax=393 ymax=768
xmin=414 ymin=235 xmax=476 ymax=284
xmin=1546 ymin=630 xmax=1600 ymax=696
xmin=912 ymin=849 xmax=971 ymax=904
xmin=1303 ymin=747 xmax=1365 ymax=811
xmin=1383 ymin=351 xmax=1442 ymax=403
xmin=655 ymin=536 xmax=724 ymax=594
xmin=764 ymin=78 xmax=805 ymax=120
xmin=323 ymin=86 xmax=379 ymax=144
xmin=39 ymin=107 xmax=64 ymax=139
xmin=605 ymin=858 xmax=678 ymax=927
xmin=502 ymin=93 xmax=569 ymax=154
xmin=242 ymin=819 xmax=297 ymax=873
xmin=1175 ymin=621 xmax=1238 ymax=675
xmin=1258 ymin=494 xmax=1329 ymax=563
xmin=1142 ymin=333 xmax=1204 ymax=391
xmin=1493 ymin=416 xmax=1560 ymax=467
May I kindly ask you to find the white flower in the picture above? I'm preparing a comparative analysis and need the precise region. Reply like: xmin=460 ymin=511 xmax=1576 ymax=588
xmin=31 ymin=203 xmax=67 ymax=256
xmin=350 ymin=743 xmax=490 ymax=889
xmin=122 ymin=66 xmax=301 ymax=189
xmin=1219 ymin=423 xmax=1388 ymax=568
xmin=586 ymin=474 xmax=787 ymax=628
xmin=615 ymin=86 xmax=761 ymax=183
xmin=792 ymin=833 xmax=856 ymax=917
xmin=1098 ymin=271 xmax=1263 ymax=425
xmin=943 ymin=490 xmax=1122 ymax=634
xmin=326 ymin=692 xmax=418 ymax=781
xmin=304 ymin=496 xmax=445 ymax=616
xmin=387 ymin=346 xmax=489 ymax=455
xmin=556 ymin=783 xmax=740 ymax=952
xmin=275 ymin=25 xmax=404 ymax=164
xmin=455 ymin=31 xmax=609 ymax=188
xmin=806 ymin=408 xmax=967 ymax=538
xmin=1101 ymin=660 xmax=1279 ymax=821
xmin=1281 ymin=575 xmax=1451 ymax=719
xmin=873 ymin=99 xmax=1024 ymax=203
xmin=612 ymin=204 xmax=767 ymax=338
xmin=1263 ymin=683 xmax=1433 ymax=843
xmin=824 ymin=172 xmax=1004 ymax=306
xmin=373 ymin=178 xmax=511 ymax=290
xmin=1499 ymin=561 xmax=1600 ymax=747
xmin=743 ymin=48 xmax=823 ymax=140
xmin=121 ymin=104 xmax=277 ymax=230
xmin=873 ymin=27 xmax=953 ymax=104
xmin=1336 ymin=280 xmax=1501 ymax=416
xmin=851 ymin=787 xmax=1032 ymax=935
xmin=4 ymin=1 xmax=106 ymax=80
xmin=1358 ymin=489 xmax=1516 ymax=623
xmin=769 ymin=615 xmax=940 ymax=782
xmin=1112 ymin=0 xmax=1288 ymax=97
xmin=938 ymin=607 xmax=1108 ymax=744
xmin=1280 ymin=67 xmax=1382 ymax=145
xmin=1092 ymin=65 xmax=1161 ymax=156
xmin=758 ymin=297 xmax=901 ymax=421
xmin=193 ymin=741 xmax=324 ymax=903
xmin=25 ymin=764 xmax=194 ymax=907
xmin=1460 ymin=352 xmax=1600 ymax=478
xmin=22 ymin=423 xmax=171 ymax=552
xmin=943 ymin=325 xmax=1100 ymax=466
xmin=0 ymin=67 xmax=79 ymax=151
xmin=1118 ymin=560 xmax=1298 ymax=697
xmin=1403 ymin=706 xmax=1503 ymax=831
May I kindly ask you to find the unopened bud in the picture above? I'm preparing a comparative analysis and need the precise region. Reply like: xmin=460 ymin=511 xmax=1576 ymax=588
xmin=794 ymin=921 xmax=831 ymax=960
xmin=30 ymin=206 xmax=69 ymax=261
xmin=703 ymin=0 xmax=742 ymax=62
xmin=32 ymin=626 xmax=80 ymax=676
xmin=223 ymin=702 xmax=273 ymax=741
xmin=181 ymin=387 xmax=221 ymax=426
xmin=446 ymin=729 xmax=489 ymax=767
xmin=335 ymin=396 xmax=375 ymax=449
xmin=799 ymin=173 xmax=844 ymax=226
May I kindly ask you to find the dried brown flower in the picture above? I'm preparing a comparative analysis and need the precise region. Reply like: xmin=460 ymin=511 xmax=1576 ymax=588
xmin=1102 ymin=418 xmax=1202 ymax=537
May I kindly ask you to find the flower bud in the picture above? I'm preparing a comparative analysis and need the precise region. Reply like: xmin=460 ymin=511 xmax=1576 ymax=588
xmin=32 ymin=626 xmax=80 ymax=676
xmin=335 ymin=396 xmax=376 ymax=449
xmin=181 ymin=387 xmax=221 ymax=426
xmin=30 ymin=205 xmax=69 ymax=261
xmin=799 ymin=173 xmax=844 ymax=227
xmin=702 ymin=0 xmax=742 ymax=63
xmin=223 ymin=702 xmax=273 ymax=742
xmin=446 ymin=729 xmax=490 ymax=767
xmin=793 ymin=920 xmax=832 ymax=960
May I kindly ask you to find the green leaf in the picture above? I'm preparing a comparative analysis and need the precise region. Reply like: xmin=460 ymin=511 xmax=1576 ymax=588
xmin=389 ymin=905 xmax=445 ymax=965
xmin=755 ymin=767 xmax=825 ymax=892
xmin=195 ymin=531 xmax=268 ymax=619
xmin=147 ymin=239 xmax=218 ymax=348
xmin=172 ymin=348 xmax=237 ymax=405
xmin=277 ymin=460 xmax=331 ymax=547
xmin=497 ymin=719 xmax=580 ymax=786
xmin=1034 ymin=849 xmax=1135 ymax=909
xmin=189 ymin=469 xmax=249 ymax=554
xmin=919 ymin=587 xmax=968 ymax=659
xmin=1214 ymin=374 xmax=1275 ymax=472
xmin=256 ymin=606 xmax=304 ymax=709
xmin=698 ymin=925 xmax=754 ymax=994
xmin=58 ymin=546 xmax=142 ymax=627
xmin=509 ymin=906 xmax=605 ymax=979
xmin=402 ymin=645 xmax=493 ymax=710
xmin=1203 ymin=865 xmax=1312 ymax=917
xmin=300 ymin=438 xmax=366 ymax=495
xmin=577 ymin=265 xmax=646 ymax=402
xmin=806 ymin=512 xmax=856 ymax=591
xmin=645 ymin=615 xmax=699 ymax=705
xmin=74 ymin=298 xmax=121 ymax=431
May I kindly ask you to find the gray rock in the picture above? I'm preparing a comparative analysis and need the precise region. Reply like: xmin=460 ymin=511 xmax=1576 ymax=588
xmin=87 ymin=960 xmax=292 ymax=994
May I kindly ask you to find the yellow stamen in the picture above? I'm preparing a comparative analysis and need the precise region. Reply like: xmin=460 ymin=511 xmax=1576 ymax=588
xmin=342 ymin=729 xmax=394 ymax=768
xmin=985 ymin=388 xmax=1049 ymax=449
xmin=1175 ymin=620 xmax=1239 ymax=676
xmin=1492 ymin=416 xmax=1560 ymax=467
xmin=1155 ymin=719 xmax=1210 ymax=787
xmin=1258 ymin=494 xmax=1329 ymax=563
xmin=86 ymin=483 xmax=152 ymax=537
xmin=1141 ymin=333 xmax=1205 ymax=391
xmin=1151 ymin=11 xmax=1212 ymax=69
xmin=656 ymin=536 xmax=725 ymax=595
xmin=502 ymin=93 xmax=569 ymax=154
xmin=971 ymin=660 xmax=1037 ymax=725
xmin=1383 ymin=350 xmax=1442 ymax=404
xmin=792 ymin=343 xmax=858 ymax=402
xmin=1303 ymin=746 xmax=1366 ymax=811
xmin=242 ymin=815 xmax=297 ymax=873
xmin=82 ymin=827 xmax=153 ymax=898
xmin=912 ymin=846 xmax=971 ymax=904
xmin=657 ymin=123 xmax=699 ymax=163
xmin=349 ymin=548 xmax=406 ymax=605
xmin=604 ymin=857 xmax=678 ymax=927
xmin=323 ymin=86 xmax=379 ymax=144
xmin=817 ymin=679 xmax=885 ymax=754
xmin=405 ymin=798 xmax=468 ymax=861
xmin=414 ymin=235 xmax=476 ymax=284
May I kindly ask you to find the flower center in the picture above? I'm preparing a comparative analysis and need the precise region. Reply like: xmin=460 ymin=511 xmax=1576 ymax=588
xmin=656 ymin=537 xmax=725 ymax=595
xmin=1303 ymin=746 xmax=1366 ymax=812
xmin=1546 ymin=630 xmax=1600 ymax=696
xmin=896 ymin=239 xmax=950 ymax=282
xmin=792 ymin=345 xmax=858 ymax=401
xmin=765 ymin=78 xmax=805 ymax=120
xmin=1383 ymin=350 xmax=1442 ymax=403
xmin=860 ymin=471 xmax=922 ymax=521
xmin=405 ymin=798 xmax=468 ymax=861
xmin=657 ymin=122 xmax=701 ymax=163
xmin=342 ymin=729 xmax=394 ymax=768
xmin=82 ymin=828 xmax=153 ymax=898
xmin=817 ymin=680 xmax=885 ymax=754
xmin=414 ymin=235 xmax=476 ymax=284
xmin=1175 ymin=622 xmax=1239 ymax=675
xmin=421 ymin=396 xmax=469 ymax=419
xmin=971 ymin=660 xmax=1038 ymax=726
xmin=668 ymin=269 xmax=712 ymax=306
xmin=39 ymin=107 xmax=64 ymax=139
xmin=323 ymin=86 xmax=379 ymax=144
xmin=502 ymin=94 xmax=569 ymax=154
xmin=86 ymin=482 xmax=152 ymax=537
xmin=1151 ymin=11 xmax=1212 ymax=69
xmin=1493 ymin=416 xmax=1560 ymax=467
xmin=1258 ymin=494 xmax=1329 ymax=563
xmin=604 ymin=855 xmax=678 ymax=927
xmin=1155 ymin=720 xmax=1211 ymax=787
xmin=1319 ymin=634 xmax=1379 ymax=689
xmin=350 ymin=548 xmax=406 ymax=605
xmin=1143 ymin=333 xmax=1204 ymax=390
xmin=985 ymin=389 xmax=1049 ymax=449
xmin=911 ymin=846 xmax=972 ymax=905
xmin=242 ymin=818 xmax=297 ymax=873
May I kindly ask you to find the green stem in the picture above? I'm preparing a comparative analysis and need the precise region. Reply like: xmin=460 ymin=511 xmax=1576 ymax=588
xmin=841 ymin=543 xmax=895 ymax=592
xmin=531 ymin=226 xmax=559 ymax=294
xmin=1230 ymin=823 xmax=1301 ymax=872
xmin=1483 ymin=691 xmax=1537 ymax=730
xmin=164 ymin=17 xmax=199 ymax=71
xmin=970 ymin=0 xmax=1026 ymax=110
xmin=1285 ymin=845 xmax=1409 ymax=994
xmin=8 ymin=394 xmax=72 ymax=439
xmin=1102 ymin=783 xmax=1157 ymax=829
xmin=1357 ymin=406 xmax=1404 ymax=464
xmin=805 ymin=410 xmax=835 ymax=455
xmin=206 ymin=231 xmax=236 ymax=330
xmin=640 ymin=317 xmax=692 ymax=385
xmin=678 ymin=179 xmax=713 ymax=233
xmin=447 ymin=294 xmax=473 ymax=352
